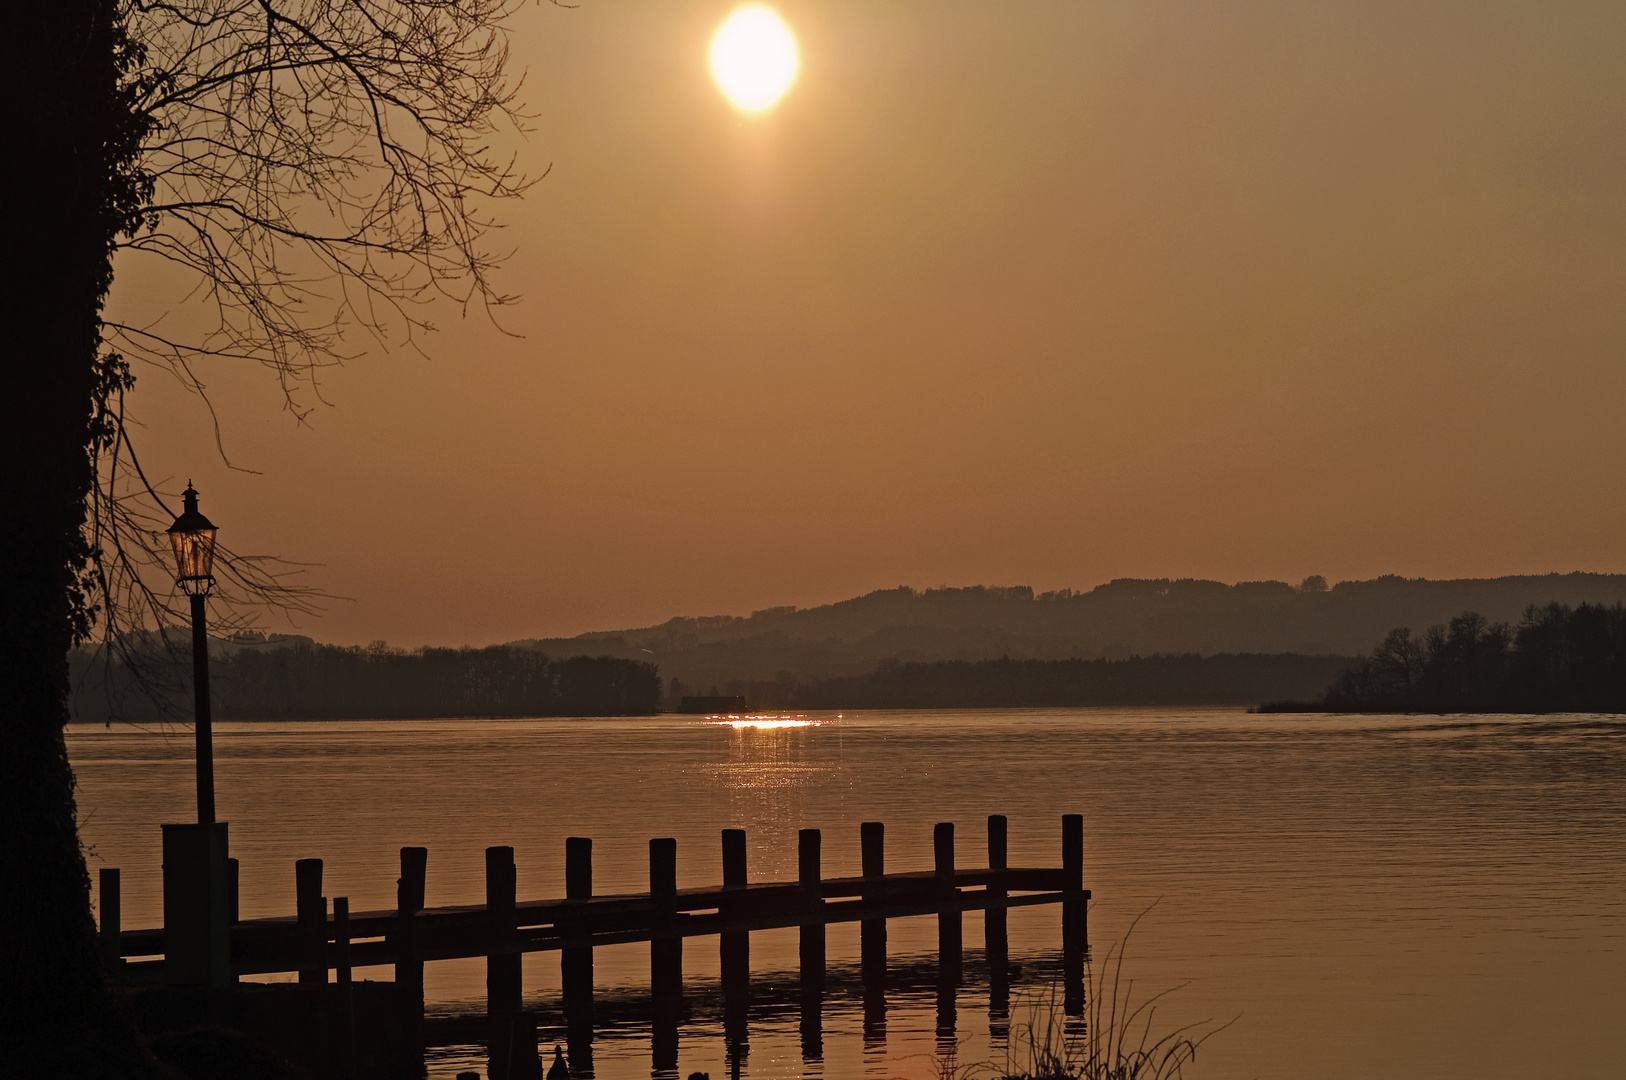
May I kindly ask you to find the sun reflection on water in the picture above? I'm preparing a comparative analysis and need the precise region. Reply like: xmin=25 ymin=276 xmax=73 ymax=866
xmin=707 ymin=714 xmax=820 ymax=729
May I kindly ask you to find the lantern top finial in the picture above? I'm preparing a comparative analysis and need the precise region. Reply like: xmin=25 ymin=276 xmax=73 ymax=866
xmin=168 ymin=482 xmax=218 ymax=536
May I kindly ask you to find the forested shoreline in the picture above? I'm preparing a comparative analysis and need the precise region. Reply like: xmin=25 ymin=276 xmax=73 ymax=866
xmin=71 ymin=640 xmax=661 ymax=722
xmin=1261 ymin=602 xmax=1626 ymax=713
xmin=721 ymin=652 xmax=1357 ymax=709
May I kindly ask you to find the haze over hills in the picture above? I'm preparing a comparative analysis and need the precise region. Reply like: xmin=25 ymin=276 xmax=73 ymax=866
xmin=511 ymin=574 xmax=1626 ymax=694
xmin=73 ymin=574 xmax=1626 ymax=718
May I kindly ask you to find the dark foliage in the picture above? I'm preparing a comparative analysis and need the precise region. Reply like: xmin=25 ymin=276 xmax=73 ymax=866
xmin=723 ymin=653 xmax=1356 ymax=710
xmin=1263 ymin=602 xmax=1626 ymax=713
xmin=73 ymin=642 xmax=661 ymax=720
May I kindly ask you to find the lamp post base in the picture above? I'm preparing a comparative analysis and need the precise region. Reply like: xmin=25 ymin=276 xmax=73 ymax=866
xmin=162 ymin=822 xmax=231 ymax=987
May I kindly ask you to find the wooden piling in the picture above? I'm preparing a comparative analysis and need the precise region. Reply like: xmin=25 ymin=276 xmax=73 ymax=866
xmin=860 ymin=821 xmax=886 ymax=985
xmin=720 ymin=829 xmax=749 ymax=1063
xmin=650 ymin=838 xmax=681 ymax=997
xmin=986 ymin=814 xmax=1010 ymax=1011
xmin=486 ymin=846 xmax=521 ymax=1019
xmin=797 ymin=828 xmax=824 ymax=1062
xmin=296 ymin=858 xmax=326 ymax=986
xmin=934 ymin=822 xmax=961 ymax=985
xmin=333 ymin=896 xmax=355 ymax=1080
xmin=99 ymin=868 xmax=121 ymax=974
xmin=860 ymin=821 xmax=886 ymax=1039
xmin=563 ymin=837 xmax=594 ymax=1078
xmin=650 ymin=837 xmax=681 ymax=1073
xmin=226 ymin=857 xmax=240 ymax=985
xmin=395 ymin=846 xmax=427 ymax=1040
xmin=797 ymin=828 xmax=825 ymax=982
xmin=486 ymin=846 xmax=523 ymax=1080
xmin=1062 ymin=813 xmax=1085 ymax=1015
xmin=333 ymin=896 xmax=352 ymax=986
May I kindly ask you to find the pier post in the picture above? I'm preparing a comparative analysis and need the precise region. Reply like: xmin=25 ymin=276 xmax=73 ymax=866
xmin=562 ymin=836 xmax=594 ymax=1077
xmin=227 ymin=857 xmax=240 ymax=984
xmin=334 ymin=896 xmax=353 ymax=986
xmin=486 ymin=846 xmax=525 ymax=1080
xmin=333 ymin=896 xmax=355 ymax=1080
xmin=1062 ymin=814 xmax=1085 ymax=1014
xmin=797 ymin=828 xmax=824 ymax=1063
xmin=98 ymin=868 xmax=121 ymax=975
xmin=650 ymin=837 xmax=682 ymax=1073
xmin=934 ymin=822 xmax=961 ymax=984
xmin=860 ymin=821 xmax=886 ymax=1040
xmin=934 ymin=822 xmax=959 ymax=1044
xmin=986 ymin=815 xmax=1010 ymax=1014
xmin=395 ymin=847 xmax=427 ymax=1043
xmin=296 ymin=858 xmax=326 ymax=987
xmin=720 ymin=828 xmax=749 ymax=1068
xmin=486 ymin=846 xmax=521 ymax=1017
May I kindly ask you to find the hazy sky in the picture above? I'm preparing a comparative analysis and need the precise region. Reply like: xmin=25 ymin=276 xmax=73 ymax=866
xmin=115 ymin=0 xmax=1626 ymax=646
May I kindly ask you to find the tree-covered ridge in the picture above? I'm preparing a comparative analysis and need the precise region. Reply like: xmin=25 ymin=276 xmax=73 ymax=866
xmin=1267 ymin=603 xmax=1626 ymax=713
xmin=72 ymin=640 xmax=660 ymax=721
xmin=696 ymin=652 xmax=1356 ymax=710
xmin=517 ymin=574 xmax=1626 ymax=691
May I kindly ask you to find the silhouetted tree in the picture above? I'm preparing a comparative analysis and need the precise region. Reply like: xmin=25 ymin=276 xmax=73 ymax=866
xmin=1303 ymin=603 xmax=1626 ymax=712
xmin=3 ymin=1 xmax=532 ymax=1071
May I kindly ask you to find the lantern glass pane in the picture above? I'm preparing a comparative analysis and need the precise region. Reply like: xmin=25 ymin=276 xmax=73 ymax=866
xmin=171 ymin=528 xmax=217 ymax=580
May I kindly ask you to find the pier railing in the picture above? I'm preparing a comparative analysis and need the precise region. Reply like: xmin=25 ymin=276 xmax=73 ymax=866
xmin=101 ymin=814 xmax=1089 ymax=1075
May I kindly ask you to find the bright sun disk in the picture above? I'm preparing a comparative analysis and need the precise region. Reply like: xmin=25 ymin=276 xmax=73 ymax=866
xmin=710 ymin=6 xmax=799 ymax=112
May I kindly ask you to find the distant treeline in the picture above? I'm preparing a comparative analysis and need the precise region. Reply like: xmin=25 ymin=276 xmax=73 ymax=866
xmin=71 ymin=640 xmax=661 ymax=722
xmin=1261 ymin=602 xmax=1626 ymax=713
xmin=524 ymin=573 xmax=1626 ymax=692
xmin=697 ymin=653 xmax=1357 ymax=710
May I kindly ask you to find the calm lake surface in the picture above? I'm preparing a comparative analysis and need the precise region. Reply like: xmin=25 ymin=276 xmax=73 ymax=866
xmin=68 ymin=709 xmax=1626 ymax=1080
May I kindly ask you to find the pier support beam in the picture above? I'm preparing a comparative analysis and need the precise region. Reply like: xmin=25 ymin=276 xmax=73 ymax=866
xmin=1062 ymin=814 xmax=1086 ymax=1015
xmin=563 ymin=836 xmax=594 ymax=1077
xmin=98 ymin=868 xmax=121 ymax=976
xmin=986 ymin=814 xmax=1010 ymax=1017
xmin=798 ymin=827 xmax=824 ymax=1063
xmin=650 ymin=837 xmax=682 ymax=1073
xmin=934 ymin=822 xmax=959 ymax=1044
xmin=395 ymin=847 xmax=427 ymax=1045
xmin=860 ymin=821 xmax=886 ymax=1041
xmin=720 ymin=828 xmax=749 ymax=1069
xmin=295 ymin=857 xmax=326 ymax=988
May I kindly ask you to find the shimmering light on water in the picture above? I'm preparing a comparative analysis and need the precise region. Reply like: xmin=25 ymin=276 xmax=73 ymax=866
xmin=711 ymin=716 xmax=819 ymax=728
xmin=67 ymin=709 xmax=1626 ymax=1080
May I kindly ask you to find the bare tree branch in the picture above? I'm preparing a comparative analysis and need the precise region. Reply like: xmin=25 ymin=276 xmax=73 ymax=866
xmin=86 ymin=0 xmax=538 ymax=685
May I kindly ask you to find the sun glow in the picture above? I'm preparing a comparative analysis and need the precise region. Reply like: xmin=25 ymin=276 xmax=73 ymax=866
xmin=710 ymin=6 xmax=799 ymax=112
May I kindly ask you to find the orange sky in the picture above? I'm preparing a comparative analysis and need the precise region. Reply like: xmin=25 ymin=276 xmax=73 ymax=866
xmin=112 ymin=0 xmax=1626 ymax=646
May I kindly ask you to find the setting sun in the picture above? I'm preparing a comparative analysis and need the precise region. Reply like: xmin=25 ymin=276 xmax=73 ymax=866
xmin=709 ymin=6 xmax=799 ymax=112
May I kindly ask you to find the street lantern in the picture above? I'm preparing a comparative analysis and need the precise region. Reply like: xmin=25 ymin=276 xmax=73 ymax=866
xmin=167 ymin=483 xmax=218 ymax=595
xmin=167 ymin=483 xmax=219 ymax=824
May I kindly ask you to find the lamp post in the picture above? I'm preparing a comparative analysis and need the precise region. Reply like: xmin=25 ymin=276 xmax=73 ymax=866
xmin=161 ymin=483 xmax=231 ymax=987
xmin=167 ymin=482 xmax=219 ymax=824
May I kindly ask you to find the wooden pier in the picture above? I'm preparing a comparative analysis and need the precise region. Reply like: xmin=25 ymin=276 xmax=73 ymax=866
xmin=103 ymin=814 xmax=1090 ymax=1078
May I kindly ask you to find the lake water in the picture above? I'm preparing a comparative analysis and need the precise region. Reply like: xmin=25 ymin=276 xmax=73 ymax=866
xmin=68 ymin=709 xmax=1626 ymax=1080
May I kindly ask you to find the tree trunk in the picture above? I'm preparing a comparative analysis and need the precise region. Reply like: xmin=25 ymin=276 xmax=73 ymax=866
xmin=0 ymin=3 xmax=157 ymax=1074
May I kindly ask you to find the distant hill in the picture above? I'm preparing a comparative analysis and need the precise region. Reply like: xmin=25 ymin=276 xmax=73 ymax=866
xmin=509 ymin=574 xmax=1626 ymax=702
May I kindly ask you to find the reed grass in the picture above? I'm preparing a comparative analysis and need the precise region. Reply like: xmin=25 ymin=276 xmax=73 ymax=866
xmin=935 ymin=907 xmax=1233 ymax=1080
